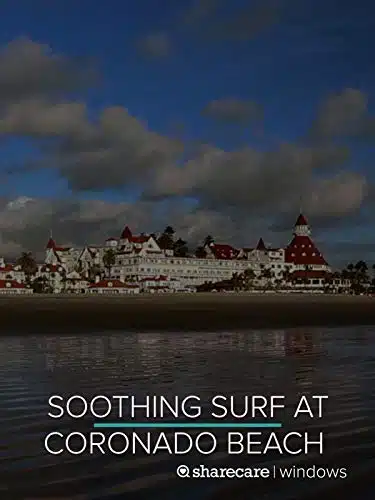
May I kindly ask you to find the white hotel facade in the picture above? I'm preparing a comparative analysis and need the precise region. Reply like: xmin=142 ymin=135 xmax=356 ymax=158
xmin=42 ymin=214 xmax=338 ymax=293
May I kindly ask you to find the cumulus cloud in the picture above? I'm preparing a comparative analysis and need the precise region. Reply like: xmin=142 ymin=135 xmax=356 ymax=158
xmin=311 ymin=88 xmax=375 ymax=140
xmin=306 ymin=172 xmax=367 ymax=217
xmin=0 ymin=99 xmax=89 ymax=137
xmin=136 ymin=33 xmax=172 ymax=59
xmin=201 ymin=98 xmax=263 ymax=124
xmin=1 ymin=192 xmax=365 ymax=265
xmin=0 ymin=37 xmax=95 ymax=104
xmin=0 ymin=196 xmax=256 ymax=259
xmin=0 ymin=38 xmax=372 ymax=260
xmin=207 ymin=0 xmax=284 ymax=42
xmin=147 ymin=143 xmax=355 ymax=214
xmin=183 ymin=0 xmax=220 ymax=26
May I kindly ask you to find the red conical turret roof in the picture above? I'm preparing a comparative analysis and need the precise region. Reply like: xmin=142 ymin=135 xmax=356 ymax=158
xmin=46 ymin=237 xmax=56 ymax=249
xmin=256 ymin=238 xmax=266 ymax=251
xmin=121 ymin=225 xmax=132 ymax=239
xmin=285 ymin=213 xmax=328 ymax=266
xmin=295 ymin=213 xmax=308 ymax=226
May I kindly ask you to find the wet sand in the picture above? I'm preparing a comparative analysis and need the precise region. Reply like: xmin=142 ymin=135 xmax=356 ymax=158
xmin=1 ymin=292 xmax=375 ymax=333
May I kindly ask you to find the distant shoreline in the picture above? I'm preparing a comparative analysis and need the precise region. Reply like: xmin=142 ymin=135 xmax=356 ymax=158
xmin=1 ymin=293 xmax=375 ymax=334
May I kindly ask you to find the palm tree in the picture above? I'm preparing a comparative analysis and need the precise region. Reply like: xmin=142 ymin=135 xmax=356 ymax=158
xmin=89 ymin=264 xmax=102 ymax=283
xmin=260 ymin=268 xmax=274 ymax=291
xmin=164 ymin=226 xmax=175 ymax=236
xmin=283 ymin=268 xmax=291 ymax=283
xmin=230 ymin=272 xmax=241 ymax=291
xmin=204 ymin=235 xmax=214 ymax=246
xmin=31 ymin=275 xmax=49 ymax=293
xmin=243 ymin=268 xmax=256 ymax=290
xmin=261 ymin=268 xmax=273 ymax=280
xmin=157 ymin=226 xmax=175 ymax=250
xmin=343 ymin=260 xmax=369 ymax=293
xmin=173 ymin=238 xmax=189 ymax=257
xmin=103 ymin=249 xmax=116 ymax=277
xmin=16 ymin=252 xmax=37 ymax=284
xmin=195 ymin=246 xmax=207 ymax=258
xmin=354 ymin=260 xmax=369 ymax=289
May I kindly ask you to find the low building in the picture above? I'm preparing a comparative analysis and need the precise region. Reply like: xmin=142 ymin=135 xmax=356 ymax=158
xmin=0 ymin=280 xmax=33 ymax=294
xmin=0 ymin=260 xmax=25 ymax=283
xmin=65 ymin=271 xmax=89 ymax=293
xmin=37 ymin=264 xmax=66 ymax=293
xmin=87 ymin=279 xmax=140 ymax=294
xmin=139 ymin=275 xmax=190 ymax=293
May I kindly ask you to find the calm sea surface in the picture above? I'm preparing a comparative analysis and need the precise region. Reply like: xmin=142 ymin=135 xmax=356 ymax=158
xmin=1 ymin=328 xmax=375 ymax=499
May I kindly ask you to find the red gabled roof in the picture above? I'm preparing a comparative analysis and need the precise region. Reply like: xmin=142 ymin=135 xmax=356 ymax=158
xmin=121 ymin=226 xmax=132 ymax=239
xmin=295 ymin=213 xmax=308 ymax=226
xmin=285 ymin=235 xmax=327 ymax=265
xmin=209 ymin=243 xmax=239 ymax=260
xmin=46 ymin=238 xmax=70 ymax=251
xmin=46 ymin=237 xmax=56 ymax=249
xmin=0 ymin=264 xmax=14 ymax=272
xmin=131 ymin=235 xmax=149 ymax=244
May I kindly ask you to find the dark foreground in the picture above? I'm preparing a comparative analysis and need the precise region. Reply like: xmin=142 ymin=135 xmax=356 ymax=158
xmin=1 ymin=293 xmax=375 ymax=333
xmin=1 ymin=328 xmax=374 ymax=499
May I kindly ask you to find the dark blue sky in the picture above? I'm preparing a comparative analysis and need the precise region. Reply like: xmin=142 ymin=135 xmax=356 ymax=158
xmin=1 ymin=0 xmax=375 ymax=263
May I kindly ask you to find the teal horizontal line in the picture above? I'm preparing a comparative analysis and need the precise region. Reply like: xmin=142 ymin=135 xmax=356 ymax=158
xmin=93 ymin=422 xmax=282 ymax=429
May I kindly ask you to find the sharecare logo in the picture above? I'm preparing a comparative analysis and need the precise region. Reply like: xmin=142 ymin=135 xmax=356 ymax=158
xmin=278 ymin=466 xmax=347 ymax=479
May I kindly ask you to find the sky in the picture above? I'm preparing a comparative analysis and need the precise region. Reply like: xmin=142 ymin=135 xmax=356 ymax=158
xmin=1 ymin=0 xmax=375 ymax=266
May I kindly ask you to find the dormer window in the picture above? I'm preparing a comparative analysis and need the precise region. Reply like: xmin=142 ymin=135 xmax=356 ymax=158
xmin=302 ymin=252 xmax=306 ymax=256
xmin=312 ymin=253 xmax=315 ymax=256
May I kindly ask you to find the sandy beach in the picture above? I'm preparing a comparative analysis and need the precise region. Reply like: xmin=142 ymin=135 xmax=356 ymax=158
xmin=1 ymin=292 xmax=375 ymax=333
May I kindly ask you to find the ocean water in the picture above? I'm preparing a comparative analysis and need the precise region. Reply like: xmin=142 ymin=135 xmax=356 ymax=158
xmin=1 ymin=328 xmax=375 ymax=499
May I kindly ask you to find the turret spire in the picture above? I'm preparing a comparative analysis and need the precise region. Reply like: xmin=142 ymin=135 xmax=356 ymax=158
xmin=294 ymin=213 xmax=311 ymax=236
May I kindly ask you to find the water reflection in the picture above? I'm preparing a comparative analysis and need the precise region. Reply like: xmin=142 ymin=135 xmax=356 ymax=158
xmin=0 ymin=327 xmax=374 ymax=499
xmin=2 ymin=329 xmax=324 ymax=369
